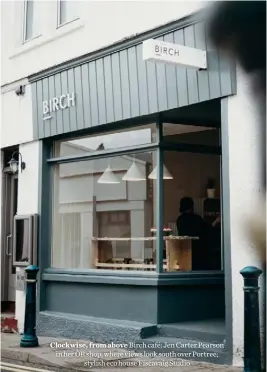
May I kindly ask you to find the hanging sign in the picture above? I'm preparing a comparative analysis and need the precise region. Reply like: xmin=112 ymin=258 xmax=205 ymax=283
xmin=43 ymin=92 xmax=75 ymax=120
xmin=142 ymin=39 xmax=207 ymax=69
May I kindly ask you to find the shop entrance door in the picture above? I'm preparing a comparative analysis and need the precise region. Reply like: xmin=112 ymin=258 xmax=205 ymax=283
xmin=1 ymin=171 xmax=18 ymax=304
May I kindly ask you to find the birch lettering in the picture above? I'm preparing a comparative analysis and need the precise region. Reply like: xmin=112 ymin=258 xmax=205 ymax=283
xmin=43 ymin=92 xmax=75 ymax=115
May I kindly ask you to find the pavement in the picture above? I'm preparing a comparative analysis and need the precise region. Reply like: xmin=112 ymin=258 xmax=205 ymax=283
xmin=1 ymin=333 xmax=243 ymax=372
xmin=1 ymin=360 xmax=65 ymax=372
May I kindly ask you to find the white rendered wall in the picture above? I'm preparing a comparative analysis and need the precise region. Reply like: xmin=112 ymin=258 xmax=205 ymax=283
xmin=226 ymin=68 xmax=265 ymax=366
xmin=1 ymin=1 xmax=205 ymax=85
xmin=15 ymin=141 xmax=40 ymax=333
xmin=1 ymin=81 xmax=34 ymax=148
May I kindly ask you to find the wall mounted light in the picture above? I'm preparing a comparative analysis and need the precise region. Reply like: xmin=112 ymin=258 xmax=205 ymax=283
xmin=8 ymin=152 xmax=26 ymax=174
xmin=15 ymin=85 xmax=25 ymax=96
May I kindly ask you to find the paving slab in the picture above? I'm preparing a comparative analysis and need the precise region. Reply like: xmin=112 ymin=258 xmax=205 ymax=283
xmin=1 ymin=333 xmax=243 ymax=372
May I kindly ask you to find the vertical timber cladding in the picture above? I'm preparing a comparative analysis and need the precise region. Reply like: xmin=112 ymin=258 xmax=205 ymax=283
xmin=31 ymin=21 xmax=236 ymax=139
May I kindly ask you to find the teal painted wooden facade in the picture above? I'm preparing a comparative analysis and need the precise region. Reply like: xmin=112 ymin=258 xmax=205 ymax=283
xmin=30 ymin=18 xmax=236 ymax=139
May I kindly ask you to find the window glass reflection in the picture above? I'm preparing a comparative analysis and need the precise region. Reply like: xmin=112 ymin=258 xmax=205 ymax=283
xmin=25 ymin=1 xmax=40 ymax=41
xmin=51 ymin=152 xmax=158 ymax=271
xmin=163 ymin=123 xmax=220 ymax=146
xmin=163 ymin=151 xmax=222 ymax=271
xmin=55 ymin=125 xmax=155 ymax=157
xmin=51 ymin=123 xmax=223 ymax=273
xmin=15 ymin=219 xmax=30 ymax=262
xmin=59 ymin=0 xmax=79 ymax=25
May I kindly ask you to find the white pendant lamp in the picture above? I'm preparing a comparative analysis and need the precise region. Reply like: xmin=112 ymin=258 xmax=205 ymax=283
xmin=148 ymin=164 xmax=173 ymax=180
xmin=122 ymin=160 xmax=146 ymax=181
xmin=97 ymin=166 xmax=120 ymax=184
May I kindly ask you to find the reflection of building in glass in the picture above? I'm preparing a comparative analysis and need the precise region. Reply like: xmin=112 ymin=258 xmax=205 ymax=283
xmin=52 ymin=142 xmax=154 ymax=269
xmin=52 ymin=126 xmax=222 ymax=272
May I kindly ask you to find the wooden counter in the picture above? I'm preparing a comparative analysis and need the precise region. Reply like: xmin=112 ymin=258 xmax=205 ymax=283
xmin=165 ymin=237 xmax=196 ymax=271
xmin=91 ymin=236 xmax=198 ymax=271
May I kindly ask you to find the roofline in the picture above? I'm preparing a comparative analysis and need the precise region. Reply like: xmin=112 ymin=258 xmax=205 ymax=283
xmin=28 ymin=10 xmax=205 ymax=83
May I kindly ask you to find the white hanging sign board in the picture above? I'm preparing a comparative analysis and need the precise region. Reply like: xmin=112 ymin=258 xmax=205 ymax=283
xmin=143 ymin=39 xmax=207 ymax=70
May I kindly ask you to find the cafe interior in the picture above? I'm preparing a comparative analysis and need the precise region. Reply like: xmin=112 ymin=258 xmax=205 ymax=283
xmin=52 ymin=120 xmax=222 ymax=273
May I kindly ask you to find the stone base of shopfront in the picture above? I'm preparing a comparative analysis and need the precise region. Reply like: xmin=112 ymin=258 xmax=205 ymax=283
xmin=37 ymin=313 xmax=229 ymax=365
xmin=37 ymin=272 xmax=229 ymax=364
xmin=37 ymin=311 xmax=157 ymax=344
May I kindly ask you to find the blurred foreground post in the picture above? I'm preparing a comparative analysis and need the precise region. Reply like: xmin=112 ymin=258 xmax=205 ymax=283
xmin=240 ymin=266 xmax=262 ymax=372
xmin=206 ymin=1 xmax=266 ymax=259
xmin=20 ymin=265 xmax=39 ymax=347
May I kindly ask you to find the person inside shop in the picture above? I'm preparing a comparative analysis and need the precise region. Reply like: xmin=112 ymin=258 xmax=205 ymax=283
xmin=176 ymin=197 xmax=206 ymax=238
xmin=176 ymin=197 xmax=209 ymax=270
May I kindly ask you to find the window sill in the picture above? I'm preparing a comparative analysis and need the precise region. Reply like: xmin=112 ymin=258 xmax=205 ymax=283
xmin=9 ymin=20 xmax=84 ymax=60
xmin=43 ymin=270 xmax=158 ymax=286
xmin=42 ymin=268 xmax=224 ymax=286
xmin=22 ymin=33 xmax=42 ymax=45
xmin=57 ymin=17 xmax=80 ymax=29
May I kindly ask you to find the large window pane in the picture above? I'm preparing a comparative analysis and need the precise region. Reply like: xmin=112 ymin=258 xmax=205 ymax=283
xmin=163 ymin=123 xmax=220 ymax=146
xmin=51 ymin=151 xmax=159 ymax=271
xmin=55 ymin=125 xmax=156 ymax=157
xmin=162 ymin=151 xmax=222 ymax=272
xmin=59 ymin=0 xmax=79 ymax=25
xmin=24 ymin=1 xmax=39 ymax=41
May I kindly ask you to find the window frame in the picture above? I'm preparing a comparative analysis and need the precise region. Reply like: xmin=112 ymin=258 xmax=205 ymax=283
xmin=57 ymin=0 xmax=80 ymax=29
xmin=46 ymin=120 xmax=224 ymax=275
xmin=13 ymin=215 xmax=33 ymax=267
xmin=23 ymin=0 xmax=41 ymax=43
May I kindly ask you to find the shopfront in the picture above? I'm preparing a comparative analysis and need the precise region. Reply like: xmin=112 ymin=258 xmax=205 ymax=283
xmin=28 ymin=14 xmax=236 ymax=364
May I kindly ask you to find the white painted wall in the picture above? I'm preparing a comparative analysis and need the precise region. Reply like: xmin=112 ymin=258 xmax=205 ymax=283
xmin=16 ymin=141 xmax=40 ymax=333
xmin=1 ymin=81 xmax=34 ymax=148
xmin=1 ymin=1 xmax=206 ymax=85
xmin=226 ymin=68 xmax=265 ymax=366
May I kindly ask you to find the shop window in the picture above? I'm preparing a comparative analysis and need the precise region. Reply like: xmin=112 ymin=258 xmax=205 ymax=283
xmin=98 ymin=211 xmax=131 ymax=259
xmin=54 ymin=124 xmax=156 ymax=157
xmin=51 ymin=151 xmax=158 ymax=271
xmin=162 ymin=151 xmax=222 ymax=272
xmin=52 ymin=213 xmax=81 ymax=268
xmin=163 ymin=123 xmax=220 ymax=147
xmin=50 ymin=122 xmax=223 ymax=273
xmin=58 ymin=0 xmax=80 ymax=26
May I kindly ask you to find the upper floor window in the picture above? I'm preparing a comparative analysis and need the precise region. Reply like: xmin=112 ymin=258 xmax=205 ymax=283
xmin=23 ymin=0 xmax=40 ymax=42
xmin=58 ymin=0 xmax=79 ymax=26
